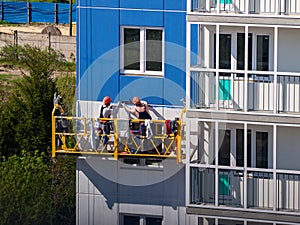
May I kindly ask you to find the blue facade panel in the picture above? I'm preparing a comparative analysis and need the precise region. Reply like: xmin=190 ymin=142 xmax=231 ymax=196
xmin=164 ymin=11 xmax=186 ymax=106
xmin=191 ymin=24 xmax=199 ymax=66
xmin=77 ymin=0 xmax=186 ymax=107
xmin=120 ymin=0 xmax=163 ymax=9
xmin=164 ymin=0 xmax=186 ymax=10
xmin=79 ymin=0 xmax=119 ymax=7
xmin=120 ymin=10 xmax=163 ymax=27
xmin=77 ymin=7 xmax=120 ymax=101
xmin=119 ymin=76 xmax=163 ymax=105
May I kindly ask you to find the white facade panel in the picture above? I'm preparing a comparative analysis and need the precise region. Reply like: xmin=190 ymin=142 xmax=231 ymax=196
xmin=278 ymin=29 xmax=300 ymax=73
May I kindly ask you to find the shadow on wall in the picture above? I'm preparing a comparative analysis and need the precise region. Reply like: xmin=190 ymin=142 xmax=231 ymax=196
xmin=77 ymin=157 xmax=185 ymax=209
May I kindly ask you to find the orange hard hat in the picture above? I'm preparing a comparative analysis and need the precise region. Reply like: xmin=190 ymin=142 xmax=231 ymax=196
xmin=132 ymin=96 xmax=140 ymax=105
xmin=103 ymin=96 xmax=112 ymax=105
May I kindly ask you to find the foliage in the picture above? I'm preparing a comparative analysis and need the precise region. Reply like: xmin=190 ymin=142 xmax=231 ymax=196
xmin=0 ymin=44 xmax=21 ymax=65
xmin=0 ymin=45 xmax=57 ymax=157
xmin=55 ymin=72 xmax=76 ymax=115
xmin=0 ymin=152 xmax=76 ymax=225
xmin=0 ymin=151 xmax=52 ymax=225
xmin=0 ymin=44 xmax=76 ymax=224
xmin=0 ymin=44 xmax=76 ymax=73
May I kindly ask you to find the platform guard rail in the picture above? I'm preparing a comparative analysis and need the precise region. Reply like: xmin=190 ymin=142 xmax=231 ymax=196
xmin=52 ymin=103 xmax=185 ymax=163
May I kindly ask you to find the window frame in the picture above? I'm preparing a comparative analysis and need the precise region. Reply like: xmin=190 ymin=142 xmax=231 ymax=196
xmin=120 ymin=26 xmax=164 ymax=77
xmin=120 ymin=214 xmax=162 ymax=225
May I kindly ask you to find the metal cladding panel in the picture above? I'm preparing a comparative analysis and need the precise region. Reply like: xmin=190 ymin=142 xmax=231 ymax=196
xmin=120 ymin=10 xmax=163 ymax=27
xmin=77 ymin=0 xmax=186 ymax=105
xmin=79 ymin=0 xmax=119 ymax=7
xmin=164 ymin=0 xmax=186 ymax=10
xmin=120 ymin=0 xmax=163 ymax=9
xmin=119 ymin=76 xmax=164 ymax=105
xmin=191 ymin=24 xmax=199 ymax=67
xmin=76 ymin=157 xmax=186 ymax=225
xmin=77 ymin=7 xmax=120 ymax=101
xmin=163 ymin=11 xmax=186 ymax=106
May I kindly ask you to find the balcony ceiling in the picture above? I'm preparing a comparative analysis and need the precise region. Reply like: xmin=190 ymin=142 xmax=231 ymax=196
xmin=187 ymin=14 xmax=300 ymax=27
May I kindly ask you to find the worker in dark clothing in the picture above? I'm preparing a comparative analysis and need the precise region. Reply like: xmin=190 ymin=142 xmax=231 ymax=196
xmin=124 ymin=96 xmax=152 ymax=120
xmin=99 ymin=96 xmax=113 ymax=146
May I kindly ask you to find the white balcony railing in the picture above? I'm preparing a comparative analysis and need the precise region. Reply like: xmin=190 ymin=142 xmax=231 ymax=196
xmin=190 ymin=0 xmax=300 ymax=15
xmin=190 ymin=167 xmax=300 ymax=211
xmin=190 ymin=71 xmax=300 ymax=114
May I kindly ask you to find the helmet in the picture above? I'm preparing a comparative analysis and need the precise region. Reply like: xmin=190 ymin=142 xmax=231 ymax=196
xmin=103 ymin=96 xmax=112 ymax=105
xmin=132 ymin=96 xmax=140 ymax=105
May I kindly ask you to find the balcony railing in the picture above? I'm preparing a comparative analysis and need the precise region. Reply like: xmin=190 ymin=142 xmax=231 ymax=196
xmin=190 ymin=167 xmax=300 ymax=212
xmin=190 ymin=0 xmax=300 ymax=15
xmin=190 ymin=71 xmax=300 ymax=114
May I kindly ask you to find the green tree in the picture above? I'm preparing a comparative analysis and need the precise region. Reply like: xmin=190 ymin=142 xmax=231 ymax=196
xmin=0 ymin=44 xmax=76 ymax=224
xmin=0 ymin=152 xmax=76 ymax=225
xmin=0 ymin=151 xmax=53 ymax=225
xmin=0 ymin=45 xmax=59 ymax=157
xmin=55 ymin=72 xmax=76 ymax=116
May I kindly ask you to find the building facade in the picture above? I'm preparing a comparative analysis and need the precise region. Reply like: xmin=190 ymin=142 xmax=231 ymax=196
xmin=75 ymin=0 xmax=300 ymax=224
xmin=186 ymin=0 xmax=300 ymax=224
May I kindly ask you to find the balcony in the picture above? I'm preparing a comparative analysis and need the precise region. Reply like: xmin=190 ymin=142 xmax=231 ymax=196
xmin=190 ymin=167 xmax=300 ymax=212
xmin=190 ymin=0 xmax=300 ymax=15
xmin=190 ymin=71 xmax=300 ymax=114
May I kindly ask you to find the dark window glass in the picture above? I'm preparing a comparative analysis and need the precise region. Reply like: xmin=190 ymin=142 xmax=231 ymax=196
xmin=237 ymin=33 xmax=252 ymax=70
xmin=124 ymin=215 xmax=140 ymax=225
xmin=256 ymin=131 xmax=268 ymax=168
xmin=214 ymin=34 xmax=231 ymax=69
xmin=146 ymin=217 xmax=162 ymax=225
xmin=124 ymin=28 xmax=140 ymax=70
xmin=236 ymin=129 xmax=252 ymax=167
xmin=218 ymin=129 xmax=231 ymax=166
xmin=257 ymin=35 xmax=269 ymax=71
xmin=146 ymin=29 xmax=162 ymax=71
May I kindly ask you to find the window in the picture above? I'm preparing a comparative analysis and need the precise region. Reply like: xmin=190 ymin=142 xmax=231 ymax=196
xmin=121 ymin=27 xmax=163 ymax=75
xmin=122 ymin=215 xmax=162 ymax=225
xmin=237 ymin=33 xmax=252 ymax=70
xmin=236 ymin=129 xmax=251 ymax=167
xmin=124 ymin=215 xmax=140 ymax=225
xmin=214 ymin=34 xmax=231 ymax=70
xmin=256 ymin=131 xmax=268 ymax=168
xmin=256 ymin=35 xmax=269 ymax=71
xmin=218 ymin=129 xmax=231 ymax=166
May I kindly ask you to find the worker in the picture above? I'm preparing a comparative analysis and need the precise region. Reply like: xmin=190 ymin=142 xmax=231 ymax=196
xmin=124 ymin=96 xmax=152 ymax=120
xmin=99 ymin=96 xmax=113 ymax=146
xmin=123 ymin=97 xmax=153 ymax=153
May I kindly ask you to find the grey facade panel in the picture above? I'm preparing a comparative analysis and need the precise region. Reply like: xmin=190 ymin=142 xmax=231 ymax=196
xmin=76 ymin=157 xmax=186 ymax=225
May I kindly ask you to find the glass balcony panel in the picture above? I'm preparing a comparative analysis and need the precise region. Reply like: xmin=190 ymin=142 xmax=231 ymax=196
xmin=247 ymin=171 xmax=274 ymax=210
xmin=190 ymin=167 xmax=215 ymax=205
xmin=218 ymin=169 xmax=244 ymax=208
xmin=190 ymin=121 xmax=216 ymax=165
xmin=278 ymin=75 xmax=300 ymax=113
xmin=191 ymin=71 xmax=216 ymax=109
xmin=277 ymin=173 xmax=300 ymax=212
xmin=247 ymin=74 xmax=274 ymax=112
